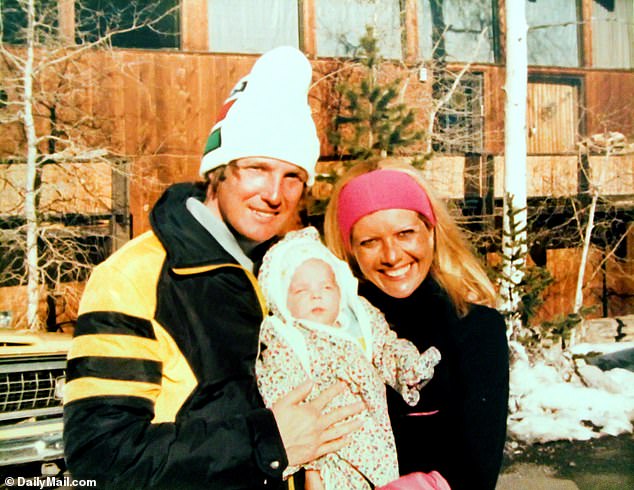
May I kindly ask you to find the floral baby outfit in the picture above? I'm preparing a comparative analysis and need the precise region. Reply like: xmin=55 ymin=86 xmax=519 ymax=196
xmin=256 ymin=227 xmax=441 ymax=489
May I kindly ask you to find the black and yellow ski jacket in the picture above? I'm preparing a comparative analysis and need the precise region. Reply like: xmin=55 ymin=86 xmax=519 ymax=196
xmin=63 ymin=183 xmax=288 ymax=489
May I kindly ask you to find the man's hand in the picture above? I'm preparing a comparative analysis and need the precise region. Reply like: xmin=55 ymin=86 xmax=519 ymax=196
xmin=305 ymin=469 xmax=325 ymax=490
xmin=271 ymin=380 xmax=364 ymax=467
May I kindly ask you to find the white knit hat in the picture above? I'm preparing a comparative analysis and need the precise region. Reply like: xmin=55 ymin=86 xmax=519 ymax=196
xmin=200 ymin=46 xmax=320 ymax=185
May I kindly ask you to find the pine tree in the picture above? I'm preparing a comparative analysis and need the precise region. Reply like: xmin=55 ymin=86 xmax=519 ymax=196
xmin=328 ymin=26 xmax=423 ymax=161
xmin=307 ymin=26 xmax=426 ymax=218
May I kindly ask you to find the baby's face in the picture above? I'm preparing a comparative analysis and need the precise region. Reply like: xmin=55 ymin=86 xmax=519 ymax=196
xmin=287 ymin=259 xmax=341 ymax=325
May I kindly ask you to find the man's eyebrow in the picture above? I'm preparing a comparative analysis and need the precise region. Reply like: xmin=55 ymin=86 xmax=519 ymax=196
xmin=287 ymin=169 xmax=308 ymax=181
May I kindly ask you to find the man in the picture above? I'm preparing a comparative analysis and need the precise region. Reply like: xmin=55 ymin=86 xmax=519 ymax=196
xmin=63 ymin=47 xmax=363 ymax=489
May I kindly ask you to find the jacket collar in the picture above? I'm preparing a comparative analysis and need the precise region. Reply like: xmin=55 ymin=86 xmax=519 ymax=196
xmin=150 ymin=183 xmax=236 ymax=270
xmin=186 ymin=197 xmax=254 ymax=272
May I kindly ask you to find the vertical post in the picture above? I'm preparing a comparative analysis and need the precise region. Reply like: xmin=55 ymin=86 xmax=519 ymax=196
xmin=402 ymin=0 xmax=420 ymax=64
xmin=181 ymin=0 xmax=209 ymax=51
xmin=500 ymin=0 xmax=528 ymax=336
xmin=298 ymin=0 xmax=316 ymax=57
xmin=58 ymin=0 xmax=75 ymax=45
xmin=493 ymin=0 xmax=506 ymax=63
xmin=580 ymin=0 xmax=593 ymax=67
xmin=111 ymin=159 xmax=131 ymax=252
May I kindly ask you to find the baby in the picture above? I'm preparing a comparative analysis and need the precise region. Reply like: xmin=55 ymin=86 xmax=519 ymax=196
xmin=256 ymin=227 xmax=441 ymax=490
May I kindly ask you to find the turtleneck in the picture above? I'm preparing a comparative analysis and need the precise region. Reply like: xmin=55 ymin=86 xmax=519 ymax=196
xmin=358 ymin=276 xmax=455 ymax=350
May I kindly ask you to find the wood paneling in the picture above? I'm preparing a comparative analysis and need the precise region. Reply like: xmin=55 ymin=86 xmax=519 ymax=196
xmin=604 ymin=230 xmax=634 ymax=317
xmin=422 ymin=156 xmax=465 ymax=199
xmin=0 ymin=164 xmax=25 ymax=214
xmin=483 ymin=65 xmax=506 ymax=154
xmin=536 ymin=243 xmax=634 ymax=322
xmin=493 ymin=155 xmax=578 ymax=198
xmin=0 ymin=285 xmax=46 ymax=329
xmin=0 ymin=282 xmax=83 ymax=330
xmin=585 ymin=71 xmax=634 ymax=137
xmin=0 ymin=162 xmax=113 ymax=215
xmin=487 ymin=246 xmax=617 ymax=323
xmin=527 ymin=81 xmax=579 ymax=154
xmin=1 ymin=50 xmax=631 ymax=238
xmin=534 ymin=247 xmax=604 ymax=323
xmin=71 ymin=51 xmax=257 ymax=235
xmin=588 ymin=154 xmax=634 ymax=195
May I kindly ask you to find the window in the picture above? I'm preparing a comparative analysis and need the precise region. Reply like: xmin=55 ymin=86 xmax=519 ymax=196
xmin=592 ymin=0 xmax=634 ymax=69
xmin=417 ymin=0 xmax=495 ymax=63
xmin=526 ymin=0 xmax=580 ymax=67
xmin=0 ymin=158 xmax=130 ymax=288
xmin=0 ymin=0 xmax=58 ymax=45
xmin=75 ymin=0 xmax=180 ymax=49
xmin=208 ymin=0 xmax=299 ymax=53
xmin=433 ymin=72 xmax=484 ymax=154
xmin=315 ymin=0 xmax=402 ymax=59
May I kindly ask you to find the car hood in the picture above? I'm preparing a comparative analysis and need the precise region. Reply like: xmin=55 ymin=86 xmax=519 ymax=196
xmin=0 ymin=330 xmax=72 ymax=357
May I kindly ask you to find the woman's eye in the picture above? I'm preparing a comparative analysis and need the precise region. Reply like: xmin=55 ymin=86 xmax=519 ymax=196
xmin=398 ymin=229 xmax=415 ymax=238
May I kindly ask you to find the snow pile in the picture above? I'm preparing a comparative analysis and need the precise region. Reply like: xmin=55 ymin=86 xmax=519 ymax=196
xmin=507 ymin=341 xmax=634 ymax=444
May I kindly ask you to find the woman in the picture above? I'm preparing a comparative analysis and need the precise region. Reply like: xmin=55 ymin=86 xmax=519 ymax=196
xmin=324 ymin=160 xmax=509 ymax=490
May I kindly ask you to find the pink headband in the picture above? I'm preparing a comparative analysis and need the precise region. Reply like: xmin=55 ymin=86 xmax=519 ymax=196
xmin=337 ymin=169 xmax=437 ymax=249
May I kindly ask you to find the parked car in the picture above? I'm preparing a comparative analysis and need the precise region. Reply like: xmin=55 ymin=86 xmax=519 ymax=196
xmin=0 ymin=329 xmax=71 ymax=468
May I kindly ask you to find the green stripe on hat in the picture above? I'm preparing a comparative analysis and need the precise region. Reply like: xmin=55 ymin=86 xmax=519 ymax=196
xmin=203 ymin=128 xmax=221 ymax=155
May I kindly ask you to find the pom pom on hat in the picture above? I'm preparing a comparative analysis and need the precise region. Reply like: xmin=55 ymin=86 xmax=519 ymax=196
xmin=200 ymin=46 xmax=320 ymax=185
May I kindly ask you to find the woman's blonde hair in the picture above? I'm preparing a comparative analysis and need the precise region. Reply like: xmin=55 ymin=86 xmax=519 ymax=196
xmin=324 ymin=160 xmax=496 ymax=317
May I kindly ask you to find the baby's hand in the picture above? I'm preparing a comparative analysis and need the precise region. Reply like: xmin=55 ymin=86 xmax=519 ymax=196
xmin=399 ymin=347 xmax=441 ymax=406
xmin=404 ymin=346 xmax=441 ymax=388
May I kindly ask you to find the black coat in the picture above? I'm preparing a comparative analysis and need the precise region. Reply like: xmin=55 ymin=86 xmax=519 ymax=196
xmin=64 ymin=183 xmax=287 ymax=489
xmin=359 ymin=277 xmax=509 ymax=490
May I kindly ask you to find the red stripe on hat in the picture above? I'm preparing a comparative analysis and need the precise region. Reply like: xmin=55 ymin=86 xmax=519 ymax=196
xmin=215 ymin=98 xmax=237 ymax=124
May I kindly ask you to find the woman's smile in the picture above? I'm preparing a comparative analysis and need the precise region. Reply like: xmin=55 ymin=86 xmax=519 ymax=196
xmin=382 ymin=263 xmax=413 ymax=278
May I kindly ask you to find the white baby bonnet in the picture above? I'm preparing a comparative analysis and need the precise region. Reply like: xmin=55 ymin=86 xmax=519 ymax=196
xmin=258 ymin=227 xmax=375 ymax=372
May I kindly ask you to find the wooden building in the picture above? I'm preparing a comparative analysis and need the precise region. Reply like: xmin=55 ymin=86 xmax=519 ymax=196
xmin=1 ymin=0 xmax=633 ymax=327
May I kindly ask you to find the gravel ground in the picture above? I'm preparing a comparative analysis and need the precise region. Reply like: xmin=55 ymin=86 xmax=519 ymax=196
xmin=498 ymin=434 xmax=634 ymax=490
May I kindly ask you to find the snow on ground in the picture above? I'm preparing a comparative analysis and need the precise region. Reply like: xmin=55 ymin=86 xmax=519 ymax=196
xmin=507 ymin=341 xmax=634 ymax=444
xmin=569 ymin=341 xmax=634 ymax=356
